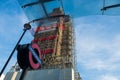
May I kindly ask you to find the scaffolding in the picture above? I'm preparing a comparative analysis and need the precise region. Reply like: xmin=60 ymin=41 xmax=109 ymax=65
xmin=31 ymin=8 xmax=82 ymax=80
xmin=32 ymin=8 xmax=74 ymax=69
xmin=3 ymin=0 xmax=82 ymax=79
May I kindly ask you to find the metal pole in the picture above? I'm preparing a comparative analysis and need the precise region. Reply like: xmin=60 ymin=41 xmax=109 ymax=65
xmin=0 ymin=29 xmax=27 ymax=77
xmin=102 ymin=0 xmax=105 ymax=15
xmin=59 ymin=0 xmax=65 ymax=14
xmin=19 ymin=69 xmax=27 ymax=80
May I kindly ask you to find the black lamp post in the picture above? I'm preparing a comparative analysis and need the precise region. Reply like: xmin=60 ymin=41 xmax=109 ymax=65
xmin=0 ymin=23 xmax=31 ymax=77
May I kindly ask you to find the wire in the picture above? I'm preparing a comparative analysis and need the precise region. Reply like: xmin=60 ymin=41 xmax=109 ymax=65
xmin=102 ymin=0 xmax=106 ymax=15
xmin=58 ymin=0 xmax=65 ymax=14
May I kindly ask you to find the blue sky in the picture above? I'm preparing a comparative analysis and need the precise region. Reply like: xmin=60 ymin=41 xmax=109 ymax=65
xmin=75 ymin=16 xmax=120 ymax=80
xmin=0 ymin=0 xmax=120 ymax=80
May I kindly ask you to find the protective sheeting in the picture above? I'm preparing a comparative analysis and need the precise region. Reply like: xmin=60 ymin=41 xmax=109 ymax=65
xmin=16 ymin=0 xmax=120 ymax=21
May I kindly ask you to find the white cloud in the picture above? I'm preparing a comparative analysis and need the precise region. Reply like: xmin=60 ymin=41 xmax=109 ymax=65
xmin=0 ymin=12 xmax=28 ymax=53
xmin=74 ymin=16 xmax=120 ymax=80
xmin=76 ymin=30 xmax=120 ymax=71
xmin=0 ymin=13 xmax=27 ymax=39
xmin=17 ymin=13 xmax=29 ymax=24
xmin=99 ymin=75 xmax=119 ymax=80
xmin=0 ymin=74 xmax=5 ymax=80
xmin=75 ymin=16 xmax=120 ymax=72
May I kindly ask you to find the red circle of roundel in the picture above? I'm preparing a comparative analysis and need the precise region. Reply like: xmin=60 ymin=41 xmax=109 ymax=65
xmin=29 ymin=43 xmax=42 ymax=69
